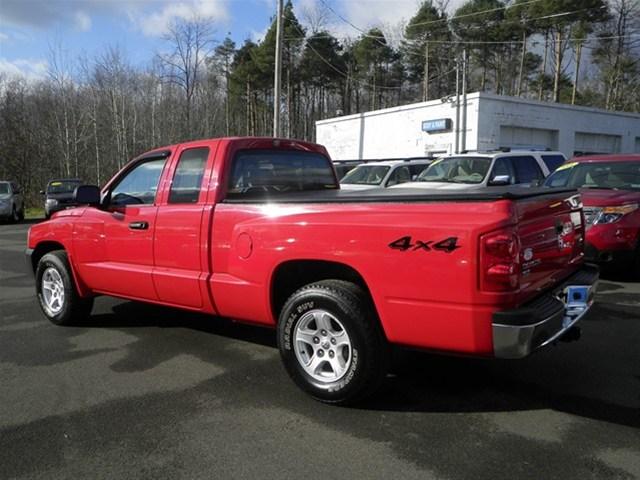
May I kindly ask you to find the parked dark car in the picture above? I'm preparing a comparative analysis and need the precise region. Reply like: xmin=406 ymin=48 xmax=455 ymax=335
xmin=42 ymin=179 xmax=82 ymax=219
xmin=0 ymin=181 xmax=25 ymax=222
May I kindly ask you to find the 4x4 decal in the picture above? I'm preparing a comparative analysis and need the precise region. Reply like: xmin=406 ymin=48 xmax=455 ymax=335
xmin=389 ymin=236 xmax=460 ymax=253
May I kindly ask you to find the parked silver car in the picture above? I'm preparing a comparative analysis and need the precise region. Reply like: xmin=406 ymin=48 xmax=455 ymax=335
xmin=0 ymin=181 xmax=25 ymax=223
xmin=390 ymin=150 xmax=566 ymax=191
xmin=340 ymin=159 xmax=433 ymax=191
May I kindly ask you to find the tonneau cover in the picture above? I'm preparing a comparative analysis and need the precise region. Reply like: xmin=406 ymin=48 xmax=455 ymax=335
xmin=223 ymin=187 xmax=579 ymax=204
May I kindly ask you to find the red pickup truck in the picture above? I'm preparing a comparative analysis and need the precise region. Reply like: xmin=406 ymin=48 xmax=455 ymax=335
xmin=26 ymin=137 xmax=598 ymax=403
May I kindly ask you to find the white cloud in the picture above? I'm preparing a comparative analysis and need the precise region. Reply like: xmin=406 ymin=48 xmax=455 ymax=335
xmin=0 ymin=32 xmax=9 ymax=42
xmin=139 ymin=1 xmax=230 ymax=37
xmin=74 ymin=11 xmax=92 ymax=32
xmin=0 ymin=57 xmax=48 ymax=81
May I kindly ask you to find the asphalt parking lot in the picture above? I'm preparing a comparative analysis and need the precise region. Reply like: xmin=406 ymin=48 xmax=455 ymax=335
xmin=1 ymin=220 xmax=639 ymax=480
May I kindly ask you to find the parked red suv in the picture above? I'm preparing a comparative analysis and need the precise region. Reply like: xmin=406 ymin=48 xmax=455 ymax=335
xmin=545 ymin=154 xmax=640 ymax=275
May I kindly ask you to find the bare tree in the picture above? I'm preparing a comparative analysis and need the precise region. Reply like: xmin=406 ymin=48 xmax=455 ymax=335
xmin=157 ymin=17 xmax=216 ymax=137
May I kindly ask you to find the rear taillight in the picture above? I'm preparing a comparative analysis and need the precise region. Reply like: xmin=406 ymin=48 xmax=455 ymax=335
xmin=480 ymin=228 xmax=520 ymax=292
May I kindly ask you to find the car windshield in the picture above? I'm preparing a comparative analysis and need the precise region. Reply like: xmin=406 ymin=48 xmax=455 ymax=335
xmin=0 ymin=183 xmax=9 ymax=194
xmin=416 ymin=157 xmax=492 ymax=184
xmin=341 ymin=165 xmax=391 ymax=185
xmin=47 ymin=180 xmax=80 ymax=194
xmin=544 ymin=161 xmax=640 ymax=191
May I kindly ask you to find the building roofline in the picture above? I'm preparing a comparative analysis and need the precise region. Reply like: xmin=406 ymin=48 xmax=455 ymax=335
xmin=315 ymin=91 xmax=640 ymax=125
xmin=476 ymin=91 xmax=640 ymax=119
xmin=315 ymin=92 xmax=482 ymax=125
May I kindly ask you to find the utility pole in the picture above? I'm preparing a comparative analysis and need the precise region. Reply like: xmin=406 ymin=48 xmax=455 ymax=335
xmin=273 ymin=0 xmax=283 ymax=137
xmin=454 ymin=55 xmax=460 ymax=154
xmin=461 ymin=48 xmax=467 ymax=152
xmin=423 ymin=40 xmax=429 ymax=102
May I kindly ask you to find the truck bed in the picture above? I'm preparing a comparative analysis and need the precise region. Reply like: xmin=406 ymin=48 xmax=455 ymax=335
xmin=223 ymin=186 xmax=579 ymax=204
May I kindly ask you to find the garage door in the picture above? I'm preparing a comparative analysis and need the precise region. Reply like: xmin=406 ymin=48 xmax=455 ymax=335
xmin=574 ymin=132 xmax=621 ymax=155
xmin=499 ymin=126 xmax=559 ymax=151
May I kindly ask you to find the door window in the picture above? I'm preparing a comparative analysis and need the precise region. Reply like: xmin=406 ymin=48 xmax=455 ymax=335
xmin=110 ymin=158 xmax=166 ymax=206
xmin=490 ymin=157 xmax=515 ymax=184
xmin=541 ymin=154 xmax=566 ymax=173
xmin=386 ymin=166 xmax=411 ymax=186
xmin=169 ymin=148 xmax=209 ymax=204
xmin=512 ymin=156 xmax=544 ymax=184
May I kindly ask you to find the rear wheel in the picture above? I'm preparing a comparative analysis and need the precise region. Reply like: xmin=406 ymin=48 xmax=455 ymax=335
xmin=277 ymin=280 xmax=388 ymax=404
xmin=36 ymin=251 xmax=93 ymax=325
xmin=11 ymin=206 xmax=19 ymax=223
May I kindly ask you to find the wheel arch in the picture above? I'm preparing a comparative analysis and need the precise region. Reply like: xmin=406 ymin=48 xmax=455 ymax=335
xmin=31 ymin=241 xmax=91 ymax=297
xmin=270 ymin=259 xmax=386 ymax=337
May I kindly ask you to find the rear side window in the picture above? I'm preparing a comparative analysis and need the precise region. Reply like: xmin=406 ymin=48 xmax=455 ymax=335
xmin=227 ymin=150 xmax=337 ymax=199
xmin=541 ymin=154 xmax=566 ymax=173
xmin=169 ymin=147 xmax=209 ymax=204
xmin=512 ymin=156 xmax=544 ymax=184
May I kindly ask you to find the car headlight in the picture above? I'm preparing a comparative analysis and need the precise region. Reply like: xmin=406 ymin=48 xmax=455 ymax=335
xmin=594 ymin=204 xmax=638 ymax=224
xmin=46 ymin=199 xmax=58 ymax=206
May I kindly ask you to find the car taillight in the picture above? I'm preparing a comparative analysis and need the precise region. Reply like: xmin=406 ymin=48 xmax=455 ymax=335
xmin=480 ymin=228 xmax=520 ymax=292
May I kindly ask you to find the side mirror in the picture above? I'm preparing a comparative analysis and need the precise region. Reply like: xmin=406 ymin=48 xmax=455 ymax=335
xmin=74 ymin=185 xmax=101 ymax=206
xmin=530 ymin=179 xmax=542 ymax=187
xmin=489 ymin=175 xmax=511 ymax=186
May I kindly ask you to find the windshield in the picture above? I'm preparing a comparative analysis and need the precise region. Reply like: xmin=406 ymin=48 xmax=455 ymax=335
xmin=416 ymin=157 xmax=492 ymax=184
xmin=0 ymin=183 xmax=9 ymax=195
xmin=341 ymin=165 xmax=391 ymax=185
xmin=544 ymin=161 xmax=640 ymax=191
xmin=47 ymin=180 xmax=80 ymax=194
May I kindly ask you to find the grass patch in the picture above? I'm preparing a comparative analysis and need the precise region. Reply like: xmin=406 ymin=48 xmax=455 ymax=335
xmin=25 ymin=207 xmax=45 ymax=220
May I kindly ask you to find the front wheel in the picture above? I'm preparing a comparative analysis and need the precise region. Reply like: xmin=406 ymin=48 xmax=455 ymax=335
xmin=277 ymin=280 xmax=388 ymax=404
xmin=11 ymin=206 xmax=20 ymax=223
xmin=36 ymin=251 xmax=93 ymax=325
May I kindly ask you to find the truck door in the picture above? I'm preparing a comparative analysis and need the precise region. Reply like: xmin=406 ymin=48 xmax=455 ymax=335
xmin=152 ymin=145 xmax=214 ymax=309
xmin=73 ymin=153 xmax=170 ymax=300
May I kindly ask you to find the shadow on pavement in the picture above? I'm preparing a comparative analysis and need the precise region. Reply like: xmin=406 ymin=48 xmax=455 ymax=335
xmin=79 ymin=298 xmax=640 ymax=430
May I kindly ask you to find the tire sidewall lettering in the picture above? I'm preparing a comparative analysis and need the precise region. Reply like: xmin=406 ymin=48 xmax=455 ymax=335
xmin=283 ymin=300 xmax=315 ymax=351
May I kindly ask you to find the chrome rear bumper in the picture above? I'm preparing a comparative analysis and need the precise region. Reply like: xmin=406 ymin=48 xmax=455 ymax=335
xmin=492 ymin=264 xmax=599 ymax=359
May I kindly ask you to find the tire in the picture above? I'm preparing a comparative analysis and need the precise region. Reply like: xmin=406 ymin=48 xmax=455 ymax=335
xmin=18 ymin=207 xmax=24 ymax=221
xmin=11 ymin=206 xmax=19 ymax=223
xmin=277 ymin=280 xmax=388 ymax=405
xmin=35 ymin=250 xmax=93 ymax=326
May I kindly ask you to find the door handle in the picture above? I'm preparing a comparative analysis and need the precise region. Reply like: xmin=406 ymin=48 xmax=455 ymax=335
xmin=129 ymin=221 xmax=149 ymax=230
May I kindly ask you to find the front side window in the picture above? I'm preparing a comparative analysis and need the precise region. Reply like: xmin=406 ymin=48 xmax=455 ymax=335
xmin=417 ymin=157 xmax=491 ymax=184
xmin=0 ymin=183 xmax=9 ymax=195
xmin=227 ymin=150 xmax=336 ymax=199
xmin=341 ymin=165 xmax=391 ymax=186
xmin=490 ymin=158 xmax=515 ymax=184
xmin=541 ymin=154 xmax=566 ymax=173
xmin=385 ymin=166 xmax=411 ymax=186
xmin=111 ymin=158 xmax=166 ymax=206
xmin=169 ymin=148 xmax=209 ymax=204
xmin=512 ymin=156 xmax=544 ymax=184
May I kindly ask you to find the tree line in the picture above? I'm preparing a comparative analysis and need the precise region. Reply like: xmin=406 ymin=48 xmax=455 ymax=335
xmin=1 ymin=0 xmax=638 ymax=206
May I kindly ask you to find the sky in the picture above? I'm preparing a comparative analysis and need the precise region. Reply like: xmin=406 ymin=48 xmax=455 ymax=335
xmin=0 ymin=0 xmax=465 ymax=81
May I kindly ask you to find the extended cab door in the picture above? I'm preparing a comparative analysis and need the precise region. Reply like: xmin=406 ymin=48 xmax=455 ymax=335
xmin=152 ymin=143 xmax=217 ymax=310
xmin=73 ymin=152 xmax=171 ymax=300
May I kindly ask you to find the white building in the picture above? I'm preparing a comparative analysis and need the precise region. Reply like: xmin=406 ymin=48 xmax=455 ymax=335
xmin=315 ymin=92 xmax=640 ymax=160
